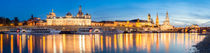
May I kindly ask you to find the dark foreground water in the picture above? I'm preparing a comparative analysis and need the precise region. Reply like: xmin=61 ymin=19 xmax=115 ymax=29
xmin=0 ymin=33 xmax=206 ymax=53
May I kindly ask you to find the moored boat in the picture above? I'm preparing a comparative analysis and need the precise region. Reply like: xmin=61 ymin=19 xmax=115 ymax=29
xmin=4 ymin=28 xmax=31 ymax=34
xmin=30 ymin=28 xmax=61 ymax=34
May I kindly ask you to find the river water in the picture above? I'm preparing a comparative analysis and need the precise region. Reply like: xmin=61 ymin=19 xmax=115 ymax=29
xmin=0 ymin=33 xmax=206 ymax=53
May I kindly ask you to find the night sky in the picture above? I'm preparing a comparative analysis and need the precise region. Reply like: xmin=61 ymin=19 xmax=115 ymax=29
xmin=1 ymin=0 xmax=210 ymax=27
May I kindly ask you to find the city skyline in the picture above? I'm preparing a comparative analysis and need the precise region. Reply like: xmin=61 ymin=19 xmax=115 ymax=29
xmin=1 ymin=0 xmax=210 ymax=27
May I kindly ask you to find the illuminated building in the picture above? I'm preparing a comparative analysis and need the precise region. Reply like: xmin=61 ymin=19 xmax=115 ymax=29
xmin=46 ymin=5 xmax=91 ymax=26
xmin=92 ymin=14 xmax=154 ymax=27
xmin=156 ymin=13 xmax=159 ymax=27
xmin=190 ymin=24 xmax=199 ymax=28
xmin=160 ymin=11 xmax=174 ymax=30
xmin=147 ymin=13 xmax=151 ymax=23
xmin=24 ymin=14 xmax=44 ymax=26
xmin=114 ymin=19 xmax=152 ymax=27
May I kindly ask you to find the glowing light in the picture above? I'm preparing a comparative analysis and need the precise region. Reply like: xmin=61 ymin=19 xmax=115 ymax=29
xmin=114 ymin=34 xmax=117 ymax=51
xmin=11 ymin=35 xmax=13 ymax=53
xmin=29 ymin=35 xmax=33 ymax=53
xmin=0 ymin=34 xmax=3 ymax=53
xmin=19 ymin=36 xmax=22 ymax=53
xmin=100 ymin=35 xmax=103 ymax=51
xmin=43 ymin=36 xmax=46 ymax=53
xmin=53 ymin=35 xmax=56 ymax=53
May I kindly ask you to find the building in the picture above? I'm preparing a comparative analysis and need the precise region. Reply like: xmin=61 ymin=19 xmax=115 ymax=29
xmin=92 ymin=14 xmax=154 ymax=27
xmin=190 ymin=24 xmax=199 ymax=29
xmin=114 ymin=18 xmax=153 ymax=27
xmin=46 ymin=5 xmax=91 ymax=26
xmin=160 ymin=11 xmax=174 ymax=30
xmin=24 ymin=14 xmax=42 ymax=26
xmin=155 ymin=13 xmax=159 ymax=27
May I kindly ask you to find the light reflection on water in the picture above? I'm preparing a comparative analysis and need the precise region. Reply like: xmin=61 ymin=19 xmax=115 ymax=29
xmin=0 ymin=33 xmax=206 ymax=53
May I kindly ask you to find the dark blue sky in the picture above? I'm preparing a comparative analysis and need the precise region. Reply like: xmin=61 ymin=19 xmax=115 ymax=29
xmin=1 ymin=0 xmax=210 ymax=26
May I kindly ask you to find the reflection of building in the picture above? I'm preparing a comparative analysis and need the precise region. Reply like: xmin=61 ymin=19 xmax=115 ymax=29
xmin=46 ymin=6 xmax=91 ymax=26
xmin=160 ymin=11 xmax=174 ymax=30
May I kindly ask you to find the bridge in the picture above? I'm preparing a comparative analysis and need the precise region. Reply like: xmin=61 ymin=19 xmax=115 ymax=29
xmin=174 ymin=27 xmax=210 ymax=33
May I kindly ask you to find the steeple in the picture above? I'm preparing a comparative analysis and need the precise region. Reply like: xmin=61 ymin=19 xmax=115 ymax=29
xmin=164 ymin=11 xmax=170 ymax=25
xmin=166 ymin=11 xmax=169 ymax=22
xmin=156 ymin=13 xmax=159 ymax=26
xmin=79 ymin=5 xmax=82 ymax=12
xmin=31 ymin=14 xmax=34 ymax=19
xmin=77 ymin=5 xmax=84 ymax=17
xmin=52 ymin=9 xmax=54 ymax=13
xmin=148 ymin=13 xmax=151 ymax=22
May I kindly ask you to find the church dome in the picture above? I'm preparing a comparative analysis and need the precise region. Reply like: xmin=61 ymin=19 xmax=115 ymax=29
xmin=85 ymin=13 xmax=89 ymax=15
xmin=66 ymin=12 xmax=72 ymax=16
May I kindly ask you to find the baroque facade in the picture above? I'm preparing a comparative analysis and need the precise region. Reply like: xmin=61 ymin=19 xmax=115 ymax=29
xmin=46 ymin=6 xmax=91 ymax=26
xmin=92 ymin=13 xmax=154 ymax=27
xmin=160 ymin=11 xmax=174 ymax=30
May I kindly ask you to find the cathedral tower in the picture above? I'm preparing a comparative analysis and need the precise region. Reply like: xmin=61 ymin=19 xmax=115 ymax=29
xmin=77 ymin=5 xmax=84 ymax=17
xmin=148 ymin=13 xmax=151 ymax=22
xmin=156 ymin=13 xmax=159 ymax=26
xmin=160 ymin=11 xmax=174 ymax=30
xmin=164 ymin=11 xmax=170 ymax=25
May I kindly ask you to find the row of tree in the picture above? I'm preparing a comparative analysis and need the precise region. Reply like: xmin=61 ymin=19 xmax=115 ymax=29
xmin=0 ymin=17 xmax=19 ymax=26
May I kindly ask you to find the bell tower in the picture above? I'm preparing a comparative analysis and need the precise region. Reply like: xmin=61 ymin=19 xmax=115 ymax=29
xmin=148 ymin=13 xmax=151 ymax=22
xmin=156 ymin=13 xmax=159 ymax=26
xmin=77 ymin=5 xmax=84 ymax=18
xmin=164 ymin=11 xmax=170 ymax=25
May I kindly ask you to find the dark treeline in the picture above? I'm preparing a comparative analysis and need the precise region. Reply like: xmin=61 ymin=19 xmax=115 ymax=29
xmin=0 ymin=17 xmax=19 ymax=26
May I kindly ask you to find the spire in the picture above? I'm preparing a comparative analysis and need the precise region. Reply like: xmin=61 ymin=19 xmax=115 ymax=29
xmin=52 ymin=9 xmax=54 ymax=13
xmin=148 ymin=13 xmax=151 ymax=22
xmin=156 ymin=13 xmax=159 ymax=26
xmin=79 ymin=5 xmax=82 ymax=11
xmin=164 ymin=11 xmax=170 ymax=25
xmin=166 ymin=11 xmax=169 ymax=22
xmin=77 ymin=5 xmax=84 ymax=17
xmin=31 ymin=14 xmax=34 ymax=19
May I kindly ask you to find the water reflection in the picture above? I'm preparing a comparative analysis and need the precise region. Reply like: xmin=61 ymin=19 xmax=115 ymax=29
xmin=0 ymin=33 xmax=206 ymax=53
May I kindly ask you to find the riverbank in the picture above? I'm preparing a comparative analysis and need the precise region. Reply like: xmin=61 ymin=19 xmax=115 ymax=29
xmin=0 ymin=26 xmax=209 ymax=33
xmin=195 ymin=32 xmax=210 ymax=52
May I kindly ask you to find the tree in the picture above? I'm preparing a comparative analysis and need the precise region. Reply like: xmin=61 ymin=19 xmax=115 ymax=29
xmin=5 ymin=18 xmax=11 ymax=26
xmin=0 ymin=17 xmax=4 ymax=24
xmin=0 ymin=17 xmax=13 ymax=26
xmin=14 ymin=17 xmax=19 ymax=26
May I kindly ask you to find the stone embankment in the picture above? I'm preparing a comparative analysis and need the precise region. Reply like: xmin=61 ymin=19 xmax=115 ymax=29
xmin=195 ymin=32 xmax=210 ymax=53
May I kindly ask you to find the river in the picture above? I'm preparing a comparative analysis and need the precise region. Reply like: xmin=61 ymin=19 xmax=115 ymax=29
xmin=0 ymin=33 xmax=206 ymax=53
